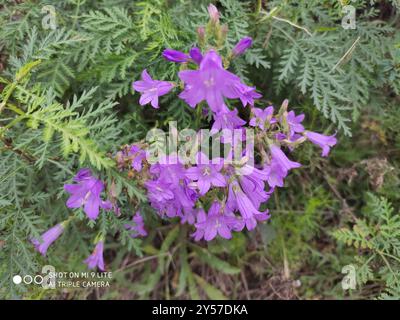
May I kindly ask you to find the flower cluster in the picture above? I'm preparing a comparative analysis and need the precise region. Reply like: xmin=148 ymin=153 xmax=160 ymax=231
xmin=127 ymin=4 xmax=337 ymax=241
xmin=31 ymin=4 xmax=336 ymax=271
xmin=32 ymin=167 xmax=147 ymax=270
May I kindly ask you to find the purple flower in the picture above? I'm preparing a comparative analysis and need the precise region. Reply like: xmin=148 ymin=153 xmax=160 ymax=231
xmin=84 ymin=241 xmax=105 ymax=271
xmin=232 ymin=37 xmax=253 ymax=56
xmin=284 ymin=111 xmax=305 ymax=137
xmin=238 ymin=168 xmax=272 ymax=209
xmin=211 ymin=107 xmax=246 ymax=133
xmin=178 ymin=50 xmax=249 ymax=112
xmin=185 ymin=152 xmax=226 ymax=195
xmin=264 ymin=161 xmax=286 ymax=188
xmin=64 ymin=169 xmax=110 ymax=220
xmin=269 ymin=145 xmax=301 ymax=173
xmin=195 ymin=202 xmax=235 ymax=241
xmin=305 ymin=131 xmax=337 ymax=157
xmin=125 ymin=211 xmax=147 ymax=238
xmin=146 ymin=156 xmax=198 ymax=218
xmin=163 ymin=47 xmax=203 ymax=65
xmin=208 ymin=4 xmax=220 ymax=24
xmin=249 ymin=106 xmax=274 ymax=130
xmin=162 ymin=49 xmax=190 ymax=63
xmin=74 ymin=168 xmax=92 ymax=180
xmin=180 ymin=208 xmax=197 ymax=225
xmin=189 ymin=47 xmax=203 ymax=64
xmin=31 ymin=223 xmax=65 ymax=256
xmin=192 ymin=209 xmax=207 ymax=241
xmin=233 ymin=83 xmax=262 ymax=107
xmin=132 ymin=69 xmax=174 ymax=109
xmin=227 ymin=180 xmax=270 ymax=230
xmin=129 ymin=144 xmax=147 ymax=172
xmin=145 ymin=180 xmax=174 ymax=203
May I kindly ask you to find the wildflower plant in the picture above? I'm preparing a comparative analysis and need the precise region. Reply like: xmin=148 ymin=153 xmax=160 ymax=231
xmin=1 ymin=0 xmax=398 ymax=300
xmin=29 ymin=4 xmax=337 ymax=271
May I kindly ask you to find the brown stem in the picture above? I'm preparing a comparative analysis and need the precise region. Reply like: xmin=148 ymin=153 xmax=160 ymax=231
xmin=0 ymin=136 xmax=36 ymax=164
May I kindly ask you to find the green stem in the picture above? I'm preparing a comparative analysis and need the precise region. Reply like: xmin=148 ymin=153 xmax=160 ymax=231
xmin=195 ymin=104 xmax=203 ymax=129
xmin=0 ymin=82 xmax=17 ymax=114
xmin=255 ymin=0 xmax=262 ymax=16
xmin=72 ymin=0 xmax=82 ymax=30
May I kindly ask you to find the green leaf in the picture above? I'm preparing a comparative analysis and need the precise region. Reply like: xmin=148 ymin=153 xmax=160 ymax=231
xmin=191 ymin=245 xmax=241 ymax=275
xmin=194 ymin=275 xmax=227 ymax=300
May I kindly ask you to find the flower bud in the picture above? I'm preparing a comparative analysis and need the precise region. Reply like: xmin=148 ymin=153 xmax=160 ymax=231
xmin=232 ymin=37 xmax=253 ymax=57
xmin=220 ymin=24 xmax=229 ymax=39
xmin=208 ymin=4 xmax=220 ymax=24
xmin=162 ymin=49 xmax=190 ymax=63
xmin=197 ymin=26 xmax=206 ymax=47
xmin=189 ymin=47 xmax=203 ymax=64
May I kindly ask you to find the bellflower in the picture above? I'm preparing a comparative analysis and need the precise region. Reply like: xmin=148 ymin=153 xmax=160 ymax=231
xmin=228 ymin=180 xmax=270 ymax=230
xmin=180 ymin=208 xmax=197 ymax=225
xmin=125 ymin=211 xmax=147 ymax=238
xmin=31 ymin=223 xmax=65 ymax=256
xmin=195 ymin=202 xmax=235 ymax=241
xmin=145 ymin=180 xmax=174 ymax=203
xmin=129 ymin=144 xmax=147 ymax=172
xmin=84 ymin=241 xmax=105 ymax=271
xmin=305 ymin=131 xmax=337 ymax=157
xmin=192 ymin=209 xmax=207 ymax=241
xmin=269 ymin=145 xmax=301 ymax=173
xmin=211 ymin=108 xmax=246 ymax=133
xmin=185 ymin=152 xmax=226 ymax=195
xmin=132 ymin=69 xmax=174 ymax=109
xmin=285 ymin=111 xmax=305 ymax=138
xmin=232 ymin=36 xmax=253 ymax=57
xmin=232 ymin=83 xmax=262 ymax=107
xmin=146 ymin=156 xmax=197 ymax=218
xmin=178 ymin=50 xmax=251 ymax=112
xmin=64 ymin=168 xmax=111 ymax=220
xmin=264 ymin=160 xmax=286 ymax=188
xmin=249 ymin=106 xmax=274 ymax=130
xmin=239 ymin=172 xmax=271 ymax=209
xmin=189 ymin=47 xmax=203 ymax=64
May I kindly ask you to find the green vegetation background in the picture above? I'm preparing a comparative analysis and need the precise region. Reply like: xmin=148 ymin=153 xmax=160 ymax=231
xmin=0 ymin=0 xmax=399 ymax=299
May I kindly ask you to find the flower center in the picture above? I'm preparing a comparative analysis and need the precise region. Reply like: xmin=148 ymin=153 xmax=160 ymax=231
xmin=84 ymin=191 xmax=91 ymax=202
xmin=204 ymin=77 xmax=215 ymax=87
xmin=202 ymin=166 xmax=211 ymax=176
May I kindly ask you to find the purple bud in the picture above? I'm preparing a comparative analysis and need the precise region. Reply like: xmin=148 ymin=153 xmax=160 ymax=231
xmin=232 ymin=37 xmax=253 ymax=56
xmin=208 ymin=4 xmax=220 ymax=24
xmin=31 ymin=223 xmax=65 ymax=256
xmin=189 ymin=47 xmax=203 ymax=64
xmin=162 ymin=49 xmax=190 ymax=63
